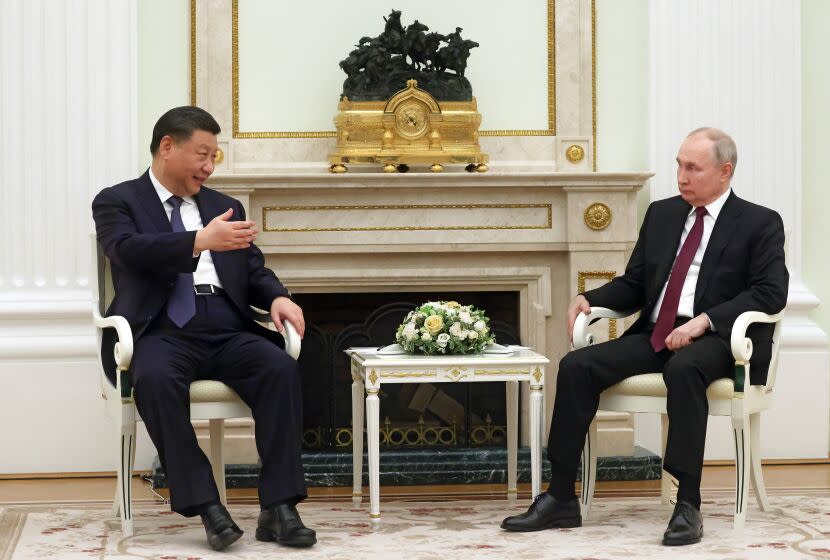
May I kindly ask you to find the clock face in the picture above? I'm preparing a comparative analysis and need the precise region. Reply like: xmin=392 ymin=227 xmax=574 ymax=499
xmin=395 ymin=101 xmax=429 ymax=139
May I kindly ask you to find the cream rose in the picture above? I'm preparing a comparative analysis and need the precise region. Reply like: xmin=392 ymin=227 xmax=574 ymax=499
xmin=424 ymin=314 xmax=444 ymax=334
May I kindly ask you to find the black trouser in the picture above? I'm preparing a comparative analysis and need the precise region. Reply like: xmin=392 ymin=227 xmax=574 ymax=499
xmin=131 ymin=294 xmax=307 ymax=516
xmin=547 ymin=325 xmax=732 ymax=501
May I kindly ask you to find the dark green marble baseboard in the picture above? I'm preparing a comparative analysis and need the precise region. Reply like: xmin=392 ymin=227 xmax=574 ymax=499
xmin=151 ymin=446 xmax=661 ymax=489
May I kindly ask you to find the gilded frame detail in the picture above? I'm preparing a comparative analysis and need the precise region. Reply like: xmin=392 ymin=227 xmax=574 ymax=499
xmin=261 ymin=203 xmax=553 ymax=233
xmin=577 ymin=270 xmax=618 ymax=339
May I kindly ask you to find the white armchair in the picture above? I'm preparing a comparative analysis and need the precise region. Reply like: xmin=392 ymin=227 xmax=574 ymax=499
xmin=574 ymin=307 xmax=783 ymax=530
xmin=91 ymin=235 xmax=301 ymax=536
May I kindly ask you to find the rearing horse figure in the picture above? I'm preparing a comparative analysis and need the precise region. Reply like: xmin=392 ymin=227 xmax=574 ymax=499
xmin=403 ymin=20 xmax=430 ymax=69
xmin=410 ymin=31 xmax=445 ymax=71
xmin=380 ymin=10 xmax=405 ymax=57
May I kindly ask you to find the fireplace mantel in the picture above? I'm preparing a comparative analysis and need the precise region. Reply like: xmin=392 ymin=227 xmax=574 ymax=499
xmin=202 ymin=170 xmax=651 ymax=458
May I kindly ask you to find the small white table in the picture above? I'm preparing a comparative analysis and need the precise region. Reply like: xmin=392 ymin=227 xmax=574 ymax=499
xmin=346 ymin=347 xmax=549 ymax=521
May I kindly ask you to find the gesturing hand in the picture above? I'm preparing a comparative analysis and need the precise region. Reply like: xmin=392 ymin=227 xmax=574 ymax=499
xmin=194 ymin=208 xmax=258 ymax=253
xmin=270 ymin=296 xmax=306 ymax=338
xmin=567 ymin=294 xmax=591 ymax=344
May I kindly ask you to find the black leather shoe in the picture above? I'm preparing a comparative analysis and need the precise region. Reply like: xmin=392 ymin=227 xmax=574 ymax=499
xmin=200 ymin=503 xmax=243 ymax=551
xmin=662 ymin=500 xmax=703 ymax=546
xmin=500 ymin=493 xmax=582 ymax=532
xmin=256 ymin=504 xmax=317 ymax=547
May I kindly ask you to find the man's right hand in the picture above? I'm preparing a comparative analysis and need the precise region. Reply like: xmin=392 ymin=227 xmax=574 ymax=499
xmin=194 ymin=208 xmax=258 ymax=253
xmin=566 ymin=294 xmax=591 ymax=344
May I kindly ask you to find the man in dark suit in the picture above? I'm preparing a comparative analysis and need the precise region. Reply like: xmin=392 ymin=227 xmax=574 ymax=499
xmin=501 ymin=127 xmax=788 ymax=545
xmin=92 ymin=106 xmax=316 ymax=551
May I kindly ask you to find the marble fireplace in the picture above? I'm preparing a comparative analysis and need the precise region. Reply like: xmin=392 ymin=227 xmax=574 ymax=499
xmin=187 ymin=170 xmax=652 ymax=471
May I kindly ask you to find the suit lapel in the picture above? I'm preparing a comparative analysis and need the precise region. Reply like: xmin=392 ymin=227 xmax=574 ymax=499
xmin=136 ymin=171 xmax=173 ymax=233
xmin=694 ymin=191 xmax=742 ymax=309
xmin=649 ymin=198 xmax=692 ymax=303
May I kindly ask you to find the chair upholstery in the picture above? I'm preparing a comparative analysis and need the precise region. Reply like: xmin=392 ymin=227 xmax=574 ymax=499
xmin=91 ymin=235 xmax=301 ymax=536
xmin=575 ymin=307 xmax=783 ymax=531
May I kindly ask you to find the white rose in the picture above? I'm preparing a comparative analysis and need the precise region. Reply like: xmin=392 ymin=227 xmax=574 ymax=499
xmin=403 ymin=323 xmax=417 ymax=340
xmin=474 ymin=320 xmax=486 ymax=332
xmin=459 ymin=311 xmax=473 ymax=324
xmin=421 ymin=332 xmax=432 ymax=342
xmin=449 ymin=322 xmax=463 ymax=337
xmin=437 ymin=333 xmax=450 ymax=347
xmin=468 ymin=331 xmax=479 ymax=340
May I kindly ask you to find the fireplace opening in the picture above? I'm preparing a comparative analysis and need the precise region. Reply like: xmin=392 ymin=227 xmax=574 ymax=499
xmin=292 ymin=291 xmax=521 ymax=451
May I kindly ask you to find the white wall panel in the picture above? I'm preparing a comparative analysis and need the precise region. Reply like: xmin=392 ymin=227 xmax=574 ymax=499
xmin=637 ymin=0 xmax=829 ymax=461
xmin=0 ymin=0 xmax=147 ymax=473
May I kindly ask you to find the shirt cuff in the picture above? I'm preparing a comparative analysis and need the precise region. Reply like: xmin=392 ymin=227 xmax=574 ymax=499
xmin=704 ymin=313 xmax=716 ymax=332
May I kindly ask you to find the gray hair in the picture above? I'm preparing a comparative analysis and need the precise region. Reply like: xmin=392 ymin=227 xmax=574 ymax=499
xmin=687 ymin=127 xmax=738 ymax=177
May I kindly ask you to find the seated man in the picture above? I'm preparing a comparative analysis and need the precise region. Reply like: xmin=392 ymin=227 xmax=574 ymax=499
xmin=501 ymin=127 xmax=788 ymax=545
xmin=93 ymin=106 xmax=315 ymax=551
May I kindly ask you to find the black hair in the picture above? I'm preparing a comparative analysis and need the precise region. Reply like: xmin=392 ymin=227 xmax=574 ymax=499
xmin=150 ymin=106 xmax=221 ymax=155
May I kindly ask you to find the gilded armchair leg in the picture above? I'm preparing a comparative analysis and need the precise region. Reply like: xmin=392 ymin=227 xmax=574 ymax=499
xmin=116 ymin=406 xmax=136 ymax=536
xmin=732 ymin=415 xmax=751 ymax=531
xmin=749 ymin=412 xmax=770 ymax=511
xmin=660 ymin=414 xmax=674 ymax=504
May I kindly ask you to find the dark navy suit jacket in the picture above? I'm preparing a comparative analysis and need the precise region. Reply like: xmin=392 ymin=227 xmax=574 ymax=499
xmin=583 ymin=191 xmax=789 ymax=385
xmin=92 ymin=170 xmax=289 ymax=383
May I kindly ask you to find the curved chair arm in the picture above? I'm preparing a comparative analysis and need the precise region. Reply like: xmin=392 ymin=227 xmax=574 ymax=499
xmin=251 ymin=306 xmax=302 ymax=360
xmin=92 ymin=311 xmax=134 ymax=371
xmin=282 ymin=320 xmax=301 ymax=360
xmin=572 ymin=307 xmax=636 ymax=349
xmin=729 ymin=310 xmax=784 ymax=364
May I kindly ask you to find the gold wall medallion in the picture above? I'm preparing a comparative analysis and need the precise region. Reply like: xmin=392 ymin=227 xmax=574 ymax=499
xmin=329 ymin=79 xmax=488 ymax=173
xmin=214 ymin=147 xmax=224 ymax=165
xmin=584 ymin=202 xmax=612 ymax=230
xmin=565 ymin=144 xmax=585 ymax=163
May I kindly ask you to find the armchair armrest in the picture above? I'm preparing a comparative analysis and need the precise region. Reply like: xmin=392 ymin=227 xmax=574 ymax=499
xmin=92 ymin=310 xmax=134 ymax=371
xmin=283 ymin=320 xmax=301 ymax=360
xmin=251 ymin=306 xmax=302 ymax=360
xmin=572 ymin=307 xmax=636 ymax=349
xmin=92 ymin=310 xmax=134 ymax=399
xmin=730 ymin=310 xmax=783 ymax=393
xmin=729 ymin=310 xmax=783 ymax=363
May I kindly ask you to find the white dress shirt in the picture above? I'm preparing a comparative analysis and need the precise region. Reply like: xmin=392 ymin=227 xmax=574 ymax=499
xmin=649 ymin=188 xmax=732 ymax=325
xmin=149 ymin=168 xmax=224 ymax=289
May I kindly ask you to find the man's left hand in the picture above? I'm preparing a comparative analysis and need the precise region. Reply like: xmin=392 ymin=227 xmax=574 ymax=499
xmin=270 ymin=296 xmax=305 ymax=338
xmin=664 ymin=313 xmax=710 ymax=351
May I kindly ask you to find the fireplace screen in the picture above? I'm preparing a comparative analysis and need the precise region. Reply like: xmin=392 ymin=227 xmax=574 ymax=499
xmin=291 ymin=292 xmax=521 ymax=450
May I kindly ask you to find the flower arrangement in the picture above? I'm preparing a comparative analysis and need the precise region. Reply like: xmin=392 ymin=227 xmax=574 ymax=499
xmin=395 ymin=301 xmax=496 ymax=355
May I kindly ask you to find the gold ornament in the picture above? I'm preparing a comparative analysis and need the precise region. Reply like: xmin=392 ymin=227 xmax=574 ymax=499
xmin=584 ymin=202 xmax=612 ymax=230
xmin=565 ymin=144 xmax=585 ymax=163
xmin=329 ymin=80 xmax=488 ymax=172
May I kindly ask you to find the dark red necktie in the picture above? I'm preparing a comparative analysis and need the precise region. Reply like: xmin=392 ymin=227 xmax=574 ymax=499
xmin=650 ymin=206 xmax=707 ymax=352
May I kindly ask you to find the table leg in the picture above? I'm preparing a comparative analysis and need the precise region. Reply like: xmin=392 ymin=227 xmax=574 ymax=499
xmin=366 ymin=388 xmax=381 ymax=521
xmin=506 ymin=380 xmax=519 ymax=501
xmin=530 ymin=384 xmax=543 ymax=498
xmin=352 ymin=377 xmax=365 ymax=506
